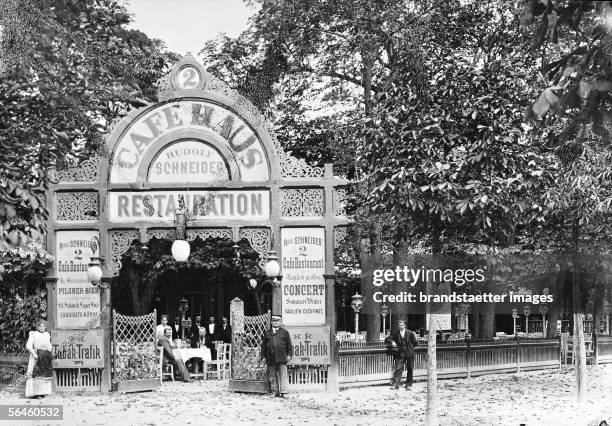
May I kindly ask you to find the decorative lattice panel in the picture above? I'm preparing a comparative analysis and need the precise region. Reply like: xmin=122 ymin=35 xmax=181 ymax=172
xmin=147 ymin=230 xmax=175 ymax=240
xmin=231 ymin=311 xmax=270 ymax=381
xmin=111 ymin=230 xmax=139 ymax=273
xmin=264 ymin=122 xmax=324 ymax=179
xmin=280 ymin=189 xmax=324 ymax=217
xmin=334 ymin=227 xmax=347 ymax=249
xmin=112 ymin=310 xmax=158 ymax=382
xmin=335 ymin=188 xmax=347 ymax=217
xmin=239 ymin=228 xmax=270 ymax=268
xmin=56 ymin=157 xmax=100 ymax=182
xmin=280 ymin=155 xmax=325 ymax=179
xmin=187 ymin=229 xmax=233 ymax=241
xmin=55 ymin=192 xmax=99 ymax=221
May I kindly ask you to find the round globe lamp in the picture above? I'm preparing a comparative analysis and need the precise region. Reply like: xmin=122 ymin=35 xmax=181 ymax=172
xmin=172 ymin=239 xmax=190 ymax=262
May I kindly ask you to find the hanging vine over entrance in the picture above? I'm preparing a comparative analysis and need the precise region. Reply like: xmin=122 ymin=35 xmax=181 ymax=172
xmin=112 ymin=237 xmax=264 ymax=315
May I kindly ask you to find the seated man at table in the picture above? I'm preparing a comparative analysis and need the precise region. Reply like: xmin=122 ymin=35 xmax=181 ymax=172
xmin=158 ymin=327 xmax=192 ymax=382
xmin=156 ymin=315 xmax=169 ymax=340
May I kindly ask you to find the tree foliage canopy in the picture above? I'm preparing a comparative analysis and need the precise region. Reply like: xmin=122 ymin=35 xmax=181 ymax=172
xmin=0 ymin=0 xmax=178 ymax=254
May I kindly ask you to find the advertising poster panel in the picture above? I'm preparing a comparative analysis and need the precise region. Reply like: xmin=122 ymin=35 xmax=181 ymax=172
xmin=281 ymin=227 xmax=326 ymax=325
xmin=55 ymin=230 xmax=101 ymax=328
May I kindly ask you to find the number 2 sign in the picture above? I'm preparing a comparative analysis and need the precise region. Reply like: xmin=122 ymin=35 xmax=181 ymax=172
xmin=177 ymin=65 xmax=201 ymax=89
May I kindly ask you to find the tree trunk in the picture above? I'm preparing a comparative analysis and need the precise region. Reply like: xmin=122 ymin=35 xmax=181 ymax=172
xmin=425 ymin=220 xmax=441 ymax=426
xmin=480 ymin=303 xmax=496 ymax=340
xmin=354 ymin=224 xmax=382 ymax=343
xmin=548 ymin=308 xmax=560 ymax=338
xmin=573 ymin=312 xmax=587 ymax=402
xmin=572 ymin=220 xmax=586 ymax=403
xmin=392 ymin=239 xmax=409 ymax=330
xmin=425 ymin=301 xmax=438 ymax=426
xmin=364 ymin=224 xmax=383 ymax=342
xmin=470 ymin=302 xmax=481 ymax=339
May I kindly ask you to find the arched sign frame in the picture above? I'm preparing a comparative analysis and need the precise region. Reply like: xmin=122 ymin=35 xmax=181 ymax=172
xmin=45 ymin=57 xmax=350 ymax=393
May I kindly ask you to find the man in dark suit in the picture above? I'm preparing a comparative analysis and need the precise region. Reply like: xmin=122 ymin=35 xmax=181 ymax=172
xmin=385 ymin=318 xmax=418 ymax=389
xmin=171 ymin=315 xmax=182 ymax=341
xmin=260 ymin=314 xmax=293 ymax=397
xmin=221 ymin=316 xmax=232 ymax=344
xmin=190 ymin=315 xmax=203 ymax=348
xmin=158 ymin=328 xmax=192 ymax=382
xmin=205 ymin=316 xmax=221 ymax=359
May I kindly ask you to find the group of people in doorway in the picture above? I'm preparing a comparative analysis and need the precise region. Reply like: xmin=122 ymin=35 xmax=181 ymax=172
xmin=156 ymin=314 xmax=233 ymax=382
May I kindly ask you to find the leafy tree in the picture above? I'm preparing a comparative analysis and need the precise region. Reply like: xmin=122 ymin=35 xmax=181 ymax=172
xmin=519 ymin=0 xmax=612 ymax=402
xmin=0 ymin=0 xmax=178 ymax=253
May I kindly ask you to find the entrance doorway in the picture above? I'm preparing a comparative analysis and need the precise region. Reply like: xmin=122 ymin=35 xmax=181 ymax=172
xmin=111 ymin=237 xmax=271 ymax=321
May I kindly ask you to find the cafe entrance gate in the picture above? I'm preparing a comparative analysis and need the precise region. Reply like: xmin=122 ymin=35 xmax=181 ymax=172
xmin=44 ymin=56 xmax=350 ymax=392
xmin=229 ymin=298 xmax=270 ymax=393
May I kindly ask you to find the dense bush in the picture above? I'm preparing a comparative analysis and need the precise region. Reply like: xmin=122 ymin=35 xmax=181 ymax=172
xmin=0 ymin=289 xmax=47 ymax=353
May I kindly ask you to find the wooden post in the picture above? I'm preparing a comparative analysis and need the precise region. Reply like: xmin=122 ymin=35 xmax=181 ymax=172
xmin=558 ymin=334 xmax=562 ymax=368
xmin=43 ymin=277 xmax=58 ymax=330
xmin=516 ymin=337 xmax=521 ymax=373
xmin=593 ymin=332 xmax=598 ymax=365
xmin=100 ymin=277 xmax=112 ymax=392
xmin=465 ymin=336 xmax=471 ymax=379
xmin=324 ymin=164 xmax=338 ymax=392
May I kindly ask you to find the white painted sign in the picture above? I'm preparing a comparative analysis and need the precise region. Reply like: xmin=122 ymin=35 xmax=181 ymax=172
xmin=148 ymin=140 xmax=229 ymax=183
xmin=51 ymin=329 xmax=104 ymax=368
xmin=286 ymin=326 xmax=331 ymax=365
xmin=109 ymin=101 xmax=269 ymax=184
xmin=427 ymin=314 xmax=452 ymax=331
xmin=281 ymin=228 xmax=326 ymax=325
xmin=108 ymin=190 xmax=269 ymax=222
xmin=55 ymin=230 xmax=101 ymax=328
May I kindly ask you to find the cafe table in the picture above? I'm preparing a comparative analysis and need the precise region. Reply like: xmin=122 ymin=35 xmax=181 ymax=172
xmin=172 ymin=346 xmax=212 ymax=378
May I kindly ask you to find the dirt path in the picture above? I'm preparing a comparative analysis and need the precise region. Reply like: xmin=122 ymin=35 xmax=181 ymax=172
xmin=1 ymin=365 xmax=611 ymax=425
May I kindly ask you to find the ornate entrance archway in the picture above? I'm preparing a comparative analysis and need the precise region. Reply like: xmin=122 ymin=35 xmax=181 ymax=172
xmin=45 ymin=56 xmax=350 ymax=392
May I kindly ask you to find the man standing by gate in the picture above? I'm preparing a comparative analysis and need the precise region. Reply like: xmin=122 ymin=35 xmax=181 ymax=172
xmin=261 ymin=314 xmax=293 ymax=397
xmin=385 ymin=318 xmax=418 ymax=389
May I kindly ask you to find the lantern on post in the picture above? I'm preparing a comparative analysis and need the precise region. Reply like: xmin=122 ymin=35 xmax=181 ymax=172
xmin=86 ymin=256 xmax=103 ymax=288
xmin=459 ymin=303 xmax=471 ymax=336
xmin=380 ymin=304 xmax=389 ymax=336
xmin=264 ymin=249 xmax=282 ymax=287
xmin=350 ymin=293 xmax=364 ymax=341
xmin=523 ymin=305 xmax=531 ymax=334
xmin=512 ymin=308 xmax=519 ymax=336
xmin=178 ymin=296 xmax=190 ymax=340
xmin=171 ymin=195 xmax=190 ymax=262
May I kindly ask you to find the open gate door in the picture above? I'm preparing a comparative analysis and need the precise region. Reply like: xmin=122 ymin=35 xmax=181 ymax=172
xmin=112 ymin=310 xmax=161 ymax=393
xmin=229 ymin=298 xmax=270 ymax=393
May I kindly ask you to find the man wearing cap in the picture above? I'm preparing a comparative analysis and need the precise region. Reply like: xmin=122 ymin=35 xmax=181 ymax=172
xmin=385 ymin=318 xmax=418 ymax=390
xmin=261 ymin=314 xmax=293 ymax=397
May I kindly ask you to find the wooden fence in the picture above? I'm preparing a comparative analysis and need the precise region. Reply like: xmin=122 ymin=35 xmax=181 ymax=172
xmin=595 ymin=334 xmax=612 ymax=364
xmin=338 ymin=338 xmax=561 ymax=389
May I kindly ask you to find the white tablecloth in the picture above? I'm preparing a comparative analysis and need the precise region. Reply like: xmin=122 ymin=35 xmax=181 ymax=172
xmin=173 ymin=347 xmax=211 ymax=363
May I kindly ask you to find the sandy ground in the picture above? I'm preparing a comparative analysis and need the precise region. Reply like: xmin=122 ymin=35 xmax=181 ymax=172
xmin=1 ymin=365 xmax=611 ymax=426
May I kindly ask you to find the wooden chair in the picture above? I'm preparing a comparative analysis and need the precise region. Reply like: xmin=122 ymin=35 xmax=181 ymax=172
xmin=566 ymin=334 xmax=594 ymax=365
xmin=159 ymin=351 xmax=174 ymax=383
xmin=205 ymin=343 xmax=231 ymax=380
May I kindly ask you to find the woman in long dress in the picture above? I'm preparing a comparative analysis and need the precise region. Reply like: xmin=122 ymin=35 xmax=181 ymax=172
xmin=25 ymin=319 xmax=53 ymax=398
